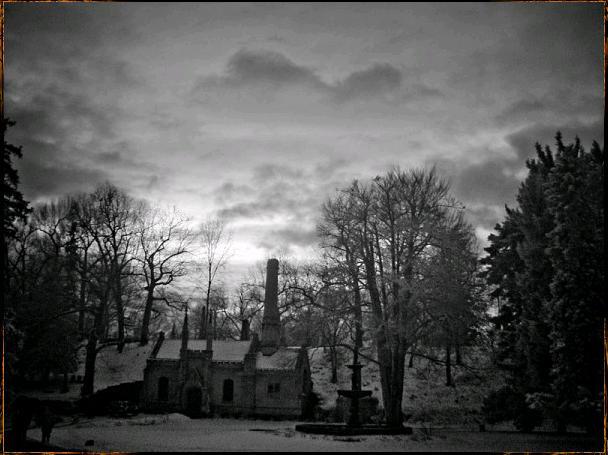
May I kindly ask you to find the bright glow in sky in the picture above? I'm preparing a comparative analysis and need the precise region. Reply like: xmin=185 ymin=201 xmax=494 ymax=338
xmin=5 ymin=2 xmax=604 ymax=285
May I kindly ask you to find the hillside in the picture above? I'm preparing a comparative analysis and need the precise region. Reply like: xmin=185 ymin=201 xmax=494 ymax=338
xmin=76 ymin=342 xmax=154 ymax=393
xmin=308 ymin=345 xmax=505 ymax=427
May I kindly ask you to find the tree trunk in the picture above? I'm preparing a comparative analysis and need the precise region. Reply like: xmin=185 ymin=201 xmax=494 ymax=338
xmin=82 ymin=287 xmax=108 ymax=397
xmin=386 ymin=340 xmax=406 ymax=427
xmin=61 ymin=371 xmax=69 ymax=393
xmin=78 ymin=251 xmax=88 ymax=338
xmin=362 ymin=247 xmax=395 ymax=426
xmin=385 ymin=384 xmax=404 ymax=427
xmin=408 ymin=351 xmax=415 ymax=368
xmin=198 ymin=305 xmax=207 ymax=340
xmin=445 ymin=343 xmax=453 ymax=387
xmin=330 ymin=346 xmax=338 ymax=384
xmin=352 ymin=268 xmax=364 ymax=349
xmin=139 ymin=287 xmax=154 ymax=345
xmin=115 ymin=274 xmax=125 ymax=352
xmin=455 ymin=343 xmax=462 ymax=365
xmin=81 ymin=330 xmax=98 ymax=396
xmin=204 ymin=260 xmax=213 ymax=339
xmin=345 ymin=249 xmax=364 ymax=349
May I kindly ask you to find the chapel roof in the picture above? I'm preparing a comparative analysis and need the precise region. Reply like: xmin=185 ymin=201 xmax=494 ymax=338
xmin=154 ymin=339 xmax=252 ymax=362
xmin=255 ymin=347 xmax=300 ymax=371
xmin=152 ymin=339 xmax=301 ymax=371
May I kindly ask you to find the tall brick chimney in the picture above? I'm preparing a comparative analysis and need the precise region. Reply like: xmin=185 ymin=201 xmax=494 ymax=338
xmin=180 ymin=309 xmax=189 ymax=358
xmin=261 ymin=258 xmax=280 ymax=355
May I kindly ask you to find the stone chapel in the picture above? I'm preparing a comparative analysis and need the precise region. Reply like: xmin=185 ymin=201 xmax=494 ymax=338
xmin=141 ymin=258 xmax=313 ymax=418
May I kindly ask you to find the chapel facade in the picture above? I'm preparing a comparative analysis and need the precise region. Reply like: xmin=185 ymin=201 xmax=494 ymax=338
xmin=141 ymin=259 xmax=312 ymax=418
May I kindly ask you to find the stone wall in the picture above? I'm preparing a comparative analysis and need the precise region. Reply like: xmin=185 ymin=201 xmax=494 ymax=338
xmin=142 ymin=359 xmax=181 ymax=412
xmin=254 ymin=370 xmax=302 ymax=417
xmin=209 ymin=363 xmax=244 ymax=415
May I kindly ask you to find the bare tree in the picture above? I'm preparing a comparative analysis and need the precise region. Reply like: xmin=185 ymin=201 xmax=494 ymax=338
xmin=79 ymin=183 xmax=144 ymax=393
xmin=197 ymin=217 xmax=231 ymax=339
xmin=419 ymin=218 xmax=482 ymax=386
xmin=319 ymin=167 xmax=467 ymax=427
xmin=91 ymin=184 xmax=144 ymax=351
xmin=137 ymin=206 xmax=194 ymax=345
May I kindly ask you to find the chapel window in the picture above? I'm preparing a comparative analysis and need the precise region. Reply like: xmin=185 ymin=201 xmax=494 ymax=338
xmin=267 ymin=382 xmax=281 ymax=395
xmin=158 ymin=377 xmax=169 ymax=401
xmin=222 ymin=379 xmax=234 ymax=402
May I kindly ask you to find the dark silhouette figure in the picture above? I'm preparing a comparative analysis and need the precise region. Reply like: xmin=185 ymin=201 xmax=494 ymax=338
xmin=11 ymin=396 xmax=39 ymax=448
xmin=37 ymin=405 xmax=56 ymax=444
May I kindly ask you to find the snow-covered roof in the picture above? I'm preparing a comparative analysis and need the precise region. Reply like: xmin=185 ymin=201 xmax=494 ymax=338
xmin=256 ymin=347 xmax=300 ymax=371
xmin=154 ymin=339 xmax=252 ymax=362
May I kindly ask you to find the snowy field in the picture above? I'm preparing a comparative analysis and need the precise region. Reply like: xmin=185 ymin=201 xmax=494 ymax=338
xmin=29 ymin=413 xmax=601 ymax=453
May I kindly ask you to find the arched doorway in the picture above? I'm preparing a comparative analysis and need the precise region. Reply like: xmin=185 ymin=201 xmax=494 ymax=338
xmin=185 ymin=387 xmax=202 ymax=417
xmin=222 ymin=379 xmax=234 ymax=402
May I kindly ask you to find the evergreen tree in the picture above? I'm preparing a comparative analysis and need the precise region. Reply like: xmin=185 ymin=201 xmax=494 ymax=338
xmin=544 ymin=134 xmax=604 ymax=432
xmin=482 ymin=133 xmax=604 ymax=433
xmin=511 ymin=145 xmax=555 ymax=393
xmin=482 ymin=210 xmax=525 ymax=371
xmin=2 ymin=118 xmax=31 ymax=239
xmin=3 ymin=118 xmax=32 ymax=387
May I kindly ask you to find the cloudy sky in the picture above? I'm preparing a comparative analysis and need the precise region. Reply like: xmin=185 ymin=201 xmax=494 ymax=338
xmin=5 ymin=2 xmax=604 ymax=282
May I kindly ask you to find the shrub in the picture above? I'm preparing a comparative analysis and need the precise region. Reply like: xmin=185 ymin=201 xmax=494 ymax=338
xmin=482 ymin=386 xmax=543 ymax=432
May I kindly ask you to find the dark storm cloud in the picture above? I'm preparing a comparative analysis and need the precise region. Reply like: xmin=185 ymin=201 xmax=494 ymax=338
xmin=447 ymin=3 xmax=602 ymax=107
xmin=494 ymin=92 xmax=603 ymax=127
xmin=517 ymin=3 xmax=601 ymax=73
xmin=494 ymin=99 xmax=547 ymax=126
xmin=466 ymin=205 xmax=505 ymax=231
xmin=5 ymin=4 xmax=149 ymax=203
xmin=256 ymin=226 xmax=319 ymax=251
xmin=213 ymin=182 xmax=255 ymax=206
xmin=194 ymin=49 xmax=323 ymax=95
xmin=215 ymin=162 xmax=335 ymax=224
xmin=252 ymin=164 xmax=305 ymax=183
xmin=224 ymin=49 xmax=322 ymax=88
xmin=451 ymin=158 xmax=520 ymax=207
xmin=5 ymin=2 xmax=138 ymax=51
xmin=434 ymin=119 xmax=604 ymax=233
xmin=314 ymin=157 xmax=349 ymax=180
xmin=5 ymin=4 xmax=139 ymax=91
xmin=192 ymin=49 xmax=417 ymax=104
xmin=5 ymin=3 xmax=145 ymax=203
xmin=403 ymin=83 xmax=444 ymax=101
xmin=95 ymin=146 xmax=157 ymax=170
xmin=96 ymin=151 xmax=124 ymax=163
xmin=332 ymin=64 xmax=402 ymax=102
xmin=7 ymin=86 xmax=122 ymax=200
xmin=17 ymin=144 xmax=109 ymax=201
xmin=6 ymin=84 xmax=118 ymax=142
xmin=217 ymin=186 xmax=316 ymax=223
xmin=445 ymin=161 xmax=519 ymax=234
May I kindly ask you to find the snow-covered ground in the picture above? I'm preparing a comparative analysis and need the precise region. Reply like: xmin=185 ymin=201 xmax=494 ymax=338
xmin=21 ymin=344 xmax=600 ymax=452
xmin=30 ymin=414 xmax=601 ymax=452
